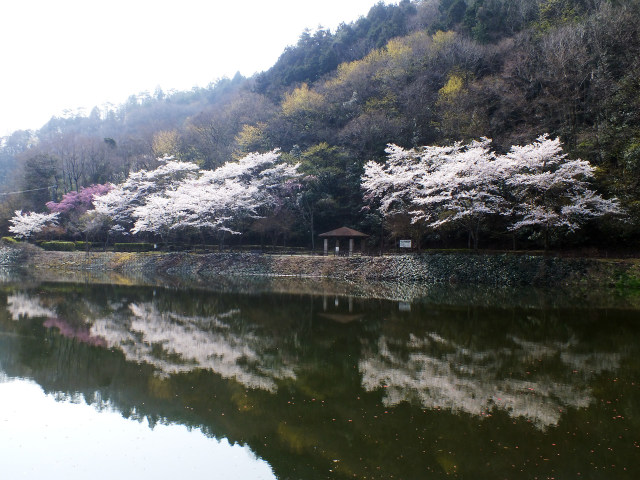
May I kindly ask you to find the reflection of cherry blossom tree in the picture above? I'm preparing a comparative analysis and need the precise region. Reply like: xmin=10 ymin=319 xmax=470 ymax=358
xmin=43 ymin=317 xmax=107 ymax=347
xmin=8 ymin=211 xmax=60 ymax=240
xmin=6 ymin=288 xmax=298 ymax=392
xmin=359 ymin=332 xmax=620 ymax=430
xmin=7 ymin=293 xmax=56 ymax=319
xmin=90 ymin=302 xmax=296 ymax=391
xmin=7 ymin=293 xmax=105 ymax=347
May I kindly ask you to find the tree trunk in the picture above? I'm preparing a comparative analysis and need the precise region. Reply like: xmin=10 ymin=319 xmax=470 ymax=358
xmin=310 ymin=209 xmax=315 ymax=251
xmin=544 ymin=224 xmax=549 ymax=251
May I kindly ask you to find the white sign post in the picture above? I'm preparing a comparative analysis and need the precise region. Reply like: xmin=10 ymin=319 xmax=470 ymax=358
xmin=399 ymin=240 xmax=412 ymax=249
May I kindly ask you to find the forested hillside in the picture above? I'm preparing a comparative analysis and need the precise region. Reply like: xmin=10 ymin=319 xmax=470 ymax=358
xmin=1 ymin=0 xmax=639 ymax=251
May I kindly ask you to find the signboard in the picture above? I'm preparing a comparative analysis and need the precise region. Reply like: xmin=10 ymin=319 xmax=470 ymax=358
xmin=399 ymin=240 xmax=412 ymax=248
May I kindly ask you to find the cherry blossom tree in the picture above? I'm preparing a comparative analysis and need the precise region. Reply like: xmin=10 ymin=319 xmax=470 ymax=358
xmin=131 ymin=177 xmax=260 ymax=244
xmin=362 ymin=135 xmax=619 ymax=249
xmin=92 ymin=157 xmax=200 ymax=238
xmin=502 ymin=135 xmax=621 ymax=248
xmin=129 ymin=150 xmax=300 ymax=244
xmin=362 ymin=143 xmax=460 ymax=248
xmin=46 ymin=183 xmax=113 ymax=238
xmin=410 ymin=138 xmax=512 ymax=249
xmin=8 ymin=210 xmax=60 ymax=240
xmin=362 ymin=140 xmax=511 ymax=249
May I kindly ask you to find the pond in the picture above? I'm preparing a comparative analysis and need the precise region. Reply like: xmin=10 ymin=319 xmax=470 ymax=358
xmin=0 ymin=275 xmax=638 ymax=479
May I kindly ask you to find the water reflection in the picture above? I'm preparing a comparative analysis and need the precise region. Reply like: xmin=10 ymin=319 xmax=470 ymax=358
xmin=0 ymin=379 xmax=275 ymax=480
xmin=8 ymin=292 xmax=56 ymax=319
xmin=91 ymin=302 xmax=295 ymax=390
xmin=359 ymin=332 xmax=619 ymax=429
xmin=0 ymin=281 xmax=638 ymax=479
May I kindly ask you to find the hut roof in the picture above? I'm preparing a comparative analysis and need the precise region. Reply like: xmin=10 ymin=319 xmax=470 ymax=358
xmin=318 ymin=226 xmax=369 ymax=238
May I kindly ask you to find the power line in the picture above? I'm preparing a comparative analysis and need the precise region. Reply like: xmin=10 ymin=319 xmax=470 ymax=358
xmin=0 ymin=185 xmax=56 ymax=196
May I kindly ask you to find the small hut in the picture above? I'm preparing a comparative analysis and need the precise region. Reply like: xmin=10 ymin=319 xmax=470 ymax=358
xmin=319 ymin=226 xmax=369 ymax=256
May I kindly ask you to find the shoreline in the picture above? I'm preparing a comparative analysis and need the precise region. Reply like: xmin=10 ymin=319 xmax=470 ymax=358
xmin=4 ymin=244 xmax=638 ymax=285
xmin=0 ymin=245 xmax=638 ymax=305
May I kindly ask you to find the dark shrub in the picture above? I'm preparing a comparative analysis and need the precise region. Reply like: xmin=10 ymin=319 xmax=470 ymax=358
xmin=41 ymin=241 xmax=76 ymax=251
xmin=114 ymin=242 xmax=155 ymax=252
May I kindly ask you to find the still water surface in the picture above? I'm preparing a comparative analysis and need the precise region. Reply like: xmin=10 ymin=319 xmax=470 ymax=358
xmin=0 ymin=278 xmax=638 ymax=479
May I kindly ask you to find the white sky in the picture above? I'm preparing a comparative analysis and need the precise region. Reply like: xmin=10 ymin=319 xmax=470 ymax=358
xmin=0 ymin=0 xmax=388 ymax=136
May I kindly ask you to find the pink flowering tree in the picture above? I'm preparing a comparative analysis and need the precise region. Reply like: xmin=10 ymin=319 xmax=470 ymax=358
xmin=45 ymin=183 xmax=113 ymax=239
xmin=46 ymin=183 xmax=113 ymax=215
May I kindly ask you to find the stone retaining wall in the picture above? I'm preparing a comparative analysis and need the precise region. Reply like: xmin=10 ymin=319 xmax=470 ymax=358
xmin=6 ymin=246 xmax=623 ymax=287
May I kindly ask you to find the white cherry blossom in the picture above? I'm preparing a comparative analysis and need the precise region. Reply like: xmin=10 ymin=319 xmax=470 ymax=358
xmin=8 ymin=210 xmax=60 ymax=239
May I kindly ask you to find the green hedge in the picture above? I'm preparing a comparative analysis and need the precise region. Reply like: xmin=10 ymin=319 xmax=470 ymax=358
xmin=74 ymin=241 xmax=103 ymax=250
xmin=114 ymin=242 xmax=155 ymax=252
xmin=1 ymin=237 xmax=18 ymax=244
xmin=41 ymin=241 xmax=76 ymax=251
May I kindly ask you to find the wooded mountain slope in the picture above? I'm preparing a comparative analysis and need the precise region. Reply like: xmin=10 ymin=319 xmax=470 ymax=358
xmin=1 ymin=0 xmax=639 ymax=249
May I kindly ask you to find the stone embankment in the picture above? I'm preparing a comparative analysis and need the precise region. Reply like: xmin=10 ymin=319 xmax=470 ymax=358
xmin=3 ymin=244 xmax=633 ymax=288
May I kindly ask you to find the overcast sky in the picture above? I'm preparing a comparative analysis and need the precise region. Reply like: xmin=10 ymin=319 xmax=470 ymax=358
xmin=0 ymin=0 xmax=387 ymax=136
